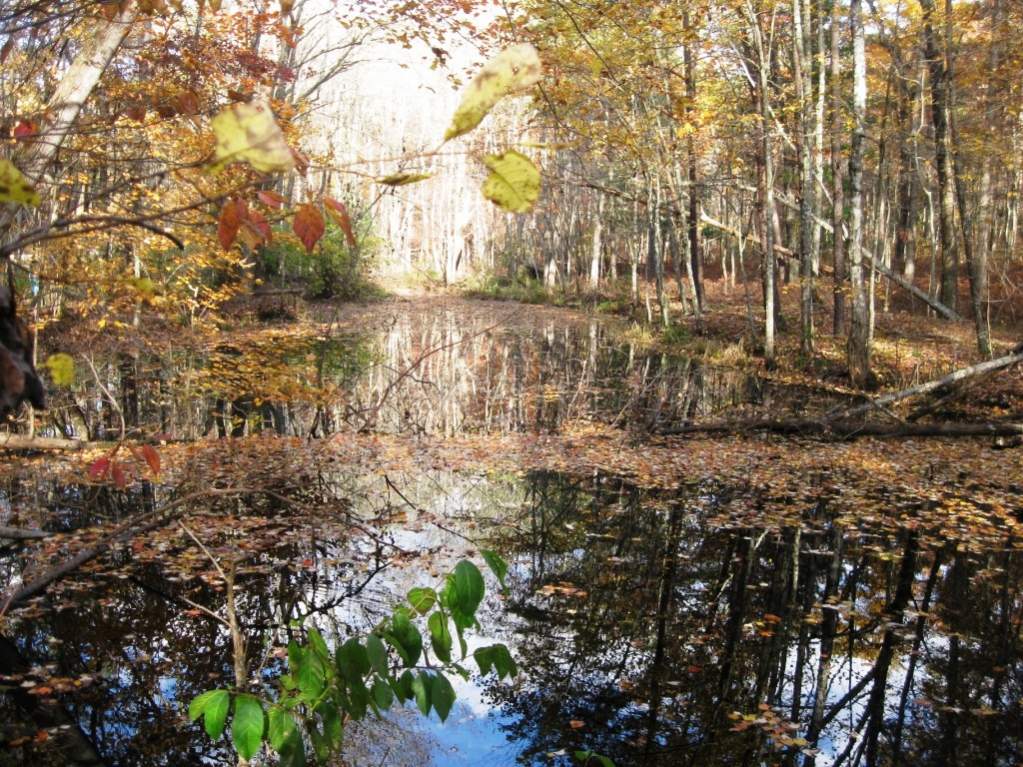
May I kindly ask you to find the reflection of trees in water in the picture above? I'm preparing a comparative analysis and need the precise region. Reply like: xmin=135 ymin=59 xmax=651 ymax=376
xmin=488 ymin=472 xmax=1023 ymax=767
xmin=44 ymin=306 xmax=775 ymax=440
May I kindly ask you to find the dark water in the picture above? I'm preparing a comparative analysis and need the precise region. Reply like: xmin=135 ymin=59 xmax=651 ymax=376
xmin=1 ymin=301 xmax=1021 ymax=766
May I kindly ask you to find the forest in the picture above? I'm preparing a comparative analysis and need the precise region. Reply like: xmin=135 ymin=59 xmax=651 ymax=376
xmin=1 ymin=0 xmax=1022 ymax=765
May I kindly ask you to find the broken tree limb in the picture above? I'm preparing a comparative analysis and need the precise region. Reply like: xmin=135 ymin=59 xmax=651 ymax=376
xmin=829 ymin=348 xmax=1023 ymax=421
xmin=659 ymin=418 xmax=1023 ymax=440
xmin=0 ymin=433 xmax=86 ymax=451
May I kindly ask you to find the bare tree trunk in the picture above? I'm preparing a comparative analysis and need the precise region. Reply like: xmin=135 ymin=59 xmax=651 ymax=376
xmin=683 ymin=12 xmax=705 ymax=312
xmin=747 ymin=0 xmax=777 ymax=367
xmin=848 ymin=0 xmax=872 ymax=386
xmin=919 ymin=0 xmax=958 ymax=313
xmin=830 ymin=0 xmax=846 ymax=336
xmin=794 ymin=0 xmax=815 ymax=353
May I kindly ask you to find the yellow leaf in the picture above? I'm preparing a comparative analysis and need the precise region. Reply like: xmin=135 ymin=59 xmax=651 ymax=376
xmin=43 ymin=353 xmax=75 ymax=387
xmin=481 ymin=150 xmax=540 ymax=213
xmin=210 ymin=102 xmax=294 ymax=174
xmin=0 ymin=160 xmax=40 ymax=207
xmin=444 ymin=44 xmax=542 ymax=142
xmin=376 ymin=172 xmax=432 ymax=186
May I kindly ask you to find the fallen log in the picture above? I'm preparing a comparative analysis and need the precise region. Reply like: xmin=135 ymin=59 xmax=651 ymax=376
xmin=830 ymin=348 xmax=1023 ymax=421
xmin=659 ymin=418 xmax=1023 ymax=440
xmin=0 ymin=433 xmax=86 ymax=451
xmin=0 ymin=526 xmax=49 ymax=540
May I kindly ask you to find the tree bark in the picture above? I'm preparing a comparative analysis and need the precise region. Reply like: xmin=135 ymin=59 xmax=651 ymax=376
xmin=848 ymin=0 xmax=872 ymax=385
xmin=919 ymin=0 xmax=959 ymax=312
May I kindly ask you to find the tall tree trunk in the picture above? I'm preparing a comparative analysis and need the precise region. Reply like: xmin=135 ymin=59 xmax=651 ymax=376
xmin=747 ymin=0 xmax=777 ymax=367
xmin=794 ymin=0 xmax=815 ymax=353
xmin=848 ymin=0 xmax=872 ymax=386
xmin=919 ymin=0 xmax=958 ymax=313
xmin=830 ymin=0 xmax=846 ymax=336
xmin=683 ymin=12 xmax=705 ymax=312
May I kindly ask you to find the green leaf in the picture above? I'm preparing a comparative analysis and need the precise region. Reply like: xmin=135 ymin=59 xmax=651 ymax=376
xmin=0 ymin=159 xmax=40 ymax=207
xmin=345 ymin=675 xmax=370 ymax=720
xmin=336 ymin=638 xmax=371 ymax=683
xmin=474 ymin=646 xmax=495 ymax=676
xmin=574 ymin=752 xmax=616 ymax=767
xmin=430 ymin=672 xmax=456 ymax=723
xmin=411 ymin=672 xmax=431 ymax=716
xmin=371 ymin=677 xmax=394 ymax=710
xmin=231 ymin=694 xmax=265 ymax=761
xmin=444 ymin=44 xmax=542 ymax=141
xmin=43 ymin=353 xmax=75 ymax=388
xmin=481 ymin=550 xmax=509 ymax=591
xmin=210 ymin=101 xmax=295 ymax=173
xmin=376 ymin=171 xmax=432 ymax=186
xmin=492 ymin=643 xmax=518 ymax=680
xmin=388 ymin=609 xmax=422 ymax=666
xmin=482 ymin=150 xmax=541 ymax=213
xmin=188 ymin=689 xmax=230 ymax=739
xmin=407 ymin=586 xmax=437 ymax=615
xmin=307 ymin=627 xmax=329 ymax=660
xmin=267 ymin=706 xmax=297 ymax=751
xmin=428 ymin=611 xmax=453 ymax=663
xmin=278 ymin=728 xmax=306 ymax=767
xmin=391 ymin=670 xmax=415 ymax=702
xmin=297 ymin=650 xmax=326 ymax=701
xmin=366 ymin=634 xmax=388 ymax=675
xmin=320 ymin=701 xmax=343 ymax=750
xmin=451 ymin=561 xmax=485 ymax=617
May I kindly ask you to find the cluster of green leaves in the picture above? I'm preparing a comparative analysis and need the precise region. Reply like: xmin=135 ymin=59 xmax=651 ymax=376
xmin=188 ymin=554 xmax=515 ymax=766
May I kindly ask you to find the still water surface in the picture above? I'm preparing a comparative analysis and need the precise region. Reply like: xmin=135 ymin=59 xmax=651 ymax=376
xmin=1 ymin=301 xmax=1020 ymax=766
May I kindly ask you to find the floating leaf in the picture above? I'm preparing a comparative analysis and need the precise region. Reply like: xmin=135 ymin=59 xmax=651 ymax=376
xmin=444 ymin=43 xmax=542 ymax=141
xmin=293 ymin=203 xmax=324 ymax=252
xmin=482 ymin=150 xmax=540 ymax=213
xmin=210 ymin=101 xmax=294 ymax=173
xmin=376 ymin=172 xmax=432 ymax=187
xmin=0 ymin=160 xmax=40 ymax=207
xmin=43 ymin=353 xmax=75 ymax=387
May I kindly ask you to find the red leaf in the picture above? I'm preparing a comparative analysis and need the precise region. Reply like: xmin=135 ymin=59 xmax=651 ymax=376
xmin=0 ymin=38 xmax=14 ymax=64
xmin=257 ymin=190 xmax=286 ymax=209
xmin=293 ymin=204 xmax=324 ymax=253
xmin=218 ymin=198 xmax=247 ymax=250
xmin=12 ymin=120 xmax=36 ymax=140
xmin=290 ymin=147 xmax=309 ymax=176
xmin=141 ymin=445 xmax=161 ymax=478
xmin=247 ymin=209 xmax=272 ymax=243
xmin=124 ymin=104 xmax=147 ymax=123
xmin=324 ymin=197 xmax=356 ymax=249
xmin=111 ymin=462 xmax=128 ymax=489
xmin=88 ymin=457 xmax=111 ymax=480
xmin=174 ymin=90 xmax=200 ymax=115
